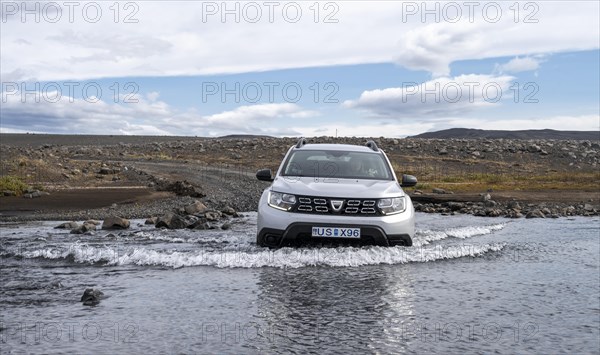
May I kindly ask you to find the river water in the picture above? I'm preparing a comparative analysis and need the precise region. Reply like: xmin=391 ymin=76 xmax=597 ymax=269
xmin=1 ymin=213 xmax=599 ymax=354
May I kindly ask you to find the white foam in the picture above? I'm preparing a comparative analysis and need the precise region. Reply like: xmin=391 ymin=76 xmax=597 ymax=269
xmin=2 ymin=215 xmax=508 ymax=269
xmin=414 ymin=224 xmax=505 ymax=247
xmin=22 ymin=243 xmax=120 ymax=264
xmin=11 ymin=242 xmax=506 ymax=269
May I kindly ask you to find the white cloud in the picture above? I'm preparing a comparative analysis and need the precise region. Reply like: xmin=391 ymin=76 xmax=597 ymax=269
xmin=497 ymin=56 xmax=543 ymax=74
xmin=344 ymin=74 xmax=514 ymax=118
xmin=203 ymin=103 xmax=317 ymax=123
xmin=2 ymin=86 xmax=597 ymax=137
xmin=0 ymin=89 xmax=315 ymax=136
xmin=1 ymin=2 xmax=598 ymax=80
xmin=394 ymin=2 xmax=598 ymax=76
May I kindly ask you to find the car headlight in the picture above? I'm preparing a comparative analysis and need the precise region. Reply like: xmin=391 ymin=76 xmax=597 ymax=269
xmin=378 ymin=197 xmax=406 ymax=215
xmin=268 ymin=191 xmax=296 ymax=211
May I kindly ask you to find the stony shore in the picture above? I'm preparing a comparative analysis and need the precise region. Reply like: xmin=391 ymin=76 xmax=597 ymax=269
xmin=1 ymin=134 xmax=598 ymax=222
xmin=413 ymin=198 xmax=598 ymax=218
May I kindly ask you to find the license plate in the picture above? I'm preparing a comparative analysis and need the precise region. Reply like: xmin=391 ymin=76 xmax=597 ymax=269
xmin=311 ymin=227 xmax=361 ymax=239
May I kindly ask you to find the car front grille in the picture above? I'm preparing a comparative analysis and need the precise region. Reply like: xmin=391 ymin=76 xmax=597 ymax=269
xmin=292 ymin=196 xmax=382 ymax=216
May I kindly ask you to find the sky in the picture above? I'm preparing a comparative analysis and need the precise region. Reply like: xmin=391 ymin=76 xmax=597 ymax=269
xmin=1 ymin=0 xmax=599 ymax=137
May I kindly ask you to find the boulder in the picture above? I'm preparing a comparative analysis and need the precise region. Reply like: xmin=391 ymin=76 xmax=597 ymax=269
xmin=432 ymin=188 xmax=446 ymax=194
xmin=221 ymin=223 xmax=231 ymax=230
xmin=484 ymin=200 xmax=497 ymax=208
xmin=190 ymin=221 xmax=213 ymax=230
xmin=55 ymin=221 xmax=80 ymax=229
xmin=184 ymin=201 xmax=208 ymax=215
xmin=507 ymin=201 xmax=521 ymax=210
xmin=221 ymin=206 xmax=236 ymax=215
xmin=81 ymin=288 xmax=104 ymax=306
xmin=204 ymin=211 xmax=222 ymax=221
xmin=446 ymin=202 xmax=464 ymax=211
xmin=101 ymin=217 xmax=130 ymax=230
xmin=526 ymin=210 xmax=545 ymax=219
xmin=474 ymin=209 xmax=487 ymax=217
xmin=145 ymin=217 xmax=158 ymax=225
xmin=182 ymin=215 xmax=200 ymax=226
xmin=70 ymin=223 xmax=96 ymax=234
xmin=541 ymin=208 xmax=552 ymax=215
xmin=156 ymin=213 xmax=187 ymax=229
xmin=486 ymin=209 xmax=502 ymax=217
xmin=187 ymin=216 xmax=209 ymax=229
xmin=584 ymin=204 xmax=595 ymax=212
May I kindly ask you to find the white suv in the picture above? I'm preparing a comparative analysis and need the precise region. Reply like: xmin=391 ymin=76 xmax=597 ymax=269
xmin=255 ymin=138 xmax=417 ymax=247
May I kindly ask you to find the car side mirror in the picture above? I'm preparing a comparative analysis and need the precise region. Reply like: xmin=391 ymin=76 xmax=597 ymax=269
xmin=400 ymin=174 xmax=417 ymax=188
xmin=256 ymin=169 xmax=274 ymax=182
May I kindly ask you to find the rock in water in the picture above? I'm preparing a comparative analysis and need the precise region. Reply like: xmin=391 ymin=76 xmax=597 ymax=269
xmin=204 ymin=211 xmax=222 ymax=221
xmin=70 ymin=222 xmax=96 ymax=234
xmin=101 ymin=217 xmax=130 ymax=230
xmin=55 ymin=221 xmax=80 ymax=229
xmin=81 ymin=288 xmax=104 ymax=306
xmin=526 ymin=210 xmax=545 ymax=219
xmin=221 ymin=206 xmax=236 ymax=215
xmin=155 ymin=212 xmax=187 ymax=229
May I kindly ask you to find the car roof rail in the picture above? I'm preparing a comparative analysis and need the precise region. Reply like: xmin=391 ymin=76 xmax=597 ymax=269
xmin=295 ymin=137 xmax=307 ymax=148
xmin=366 ymin=140 xmax=379 ymax=152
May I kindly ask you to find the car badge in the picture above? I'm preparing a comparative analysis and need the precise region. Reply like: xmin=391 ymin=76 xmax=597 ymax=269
xmin=330 ymin=200 xmax=344 ymax=212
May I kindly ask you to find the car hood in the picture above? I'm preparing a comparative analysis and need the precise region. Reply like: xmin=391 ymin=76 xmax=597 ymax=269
xmin=270 ymin=176 xmax=405 ymax=198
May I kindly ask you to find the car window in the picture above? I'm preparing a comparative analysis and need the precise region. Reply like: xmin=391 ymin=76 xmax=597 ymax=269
xmin=282 ymin=150 xmax=393 ymax=180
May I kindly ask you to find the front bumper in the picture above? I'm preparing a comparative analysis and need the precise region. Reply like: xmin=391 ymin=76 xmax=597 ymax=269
xmin=258 ymin=223 xmax=412 ymax=247
xmin=257 ymin=193 xmax=415 ymax=247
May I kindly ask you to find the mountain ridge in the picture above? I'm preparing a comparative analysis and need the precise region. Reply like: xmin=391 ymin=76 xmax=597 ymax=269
xmin=412 ymin=128 xmax=599 ymax=140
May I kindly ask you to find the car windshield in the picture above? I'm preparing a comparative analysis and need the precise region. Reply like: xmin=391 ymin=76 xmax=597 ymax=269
xmin=281 ymin=150 xmax=394 ymax=180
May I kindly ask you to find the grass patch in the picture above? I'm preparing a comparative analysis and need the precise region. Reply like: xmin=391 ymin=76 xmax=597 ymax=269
xmin=396 ymin=170 xmax=600 ymax=192
xmin=440 ymin=173 xmax=505 ymax=184
xmin=414 ymin=183 xmax=431 ymax=190
xmin=0 ymin=175 xmax=29 ymax=196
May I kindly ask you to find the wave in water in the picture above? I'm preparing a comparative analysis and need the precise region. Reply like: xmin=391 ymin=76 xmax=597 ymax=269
xmin=414 ymin=224 xmax=505 ymax=246
xmin=7 ymin=242 xmax=506 ymax=269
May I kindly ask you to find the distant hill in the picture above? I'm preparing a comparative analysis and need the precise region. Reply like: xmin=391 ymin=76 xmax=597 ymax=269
xmin=412 ymin=128 xmax=599 ymax=140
